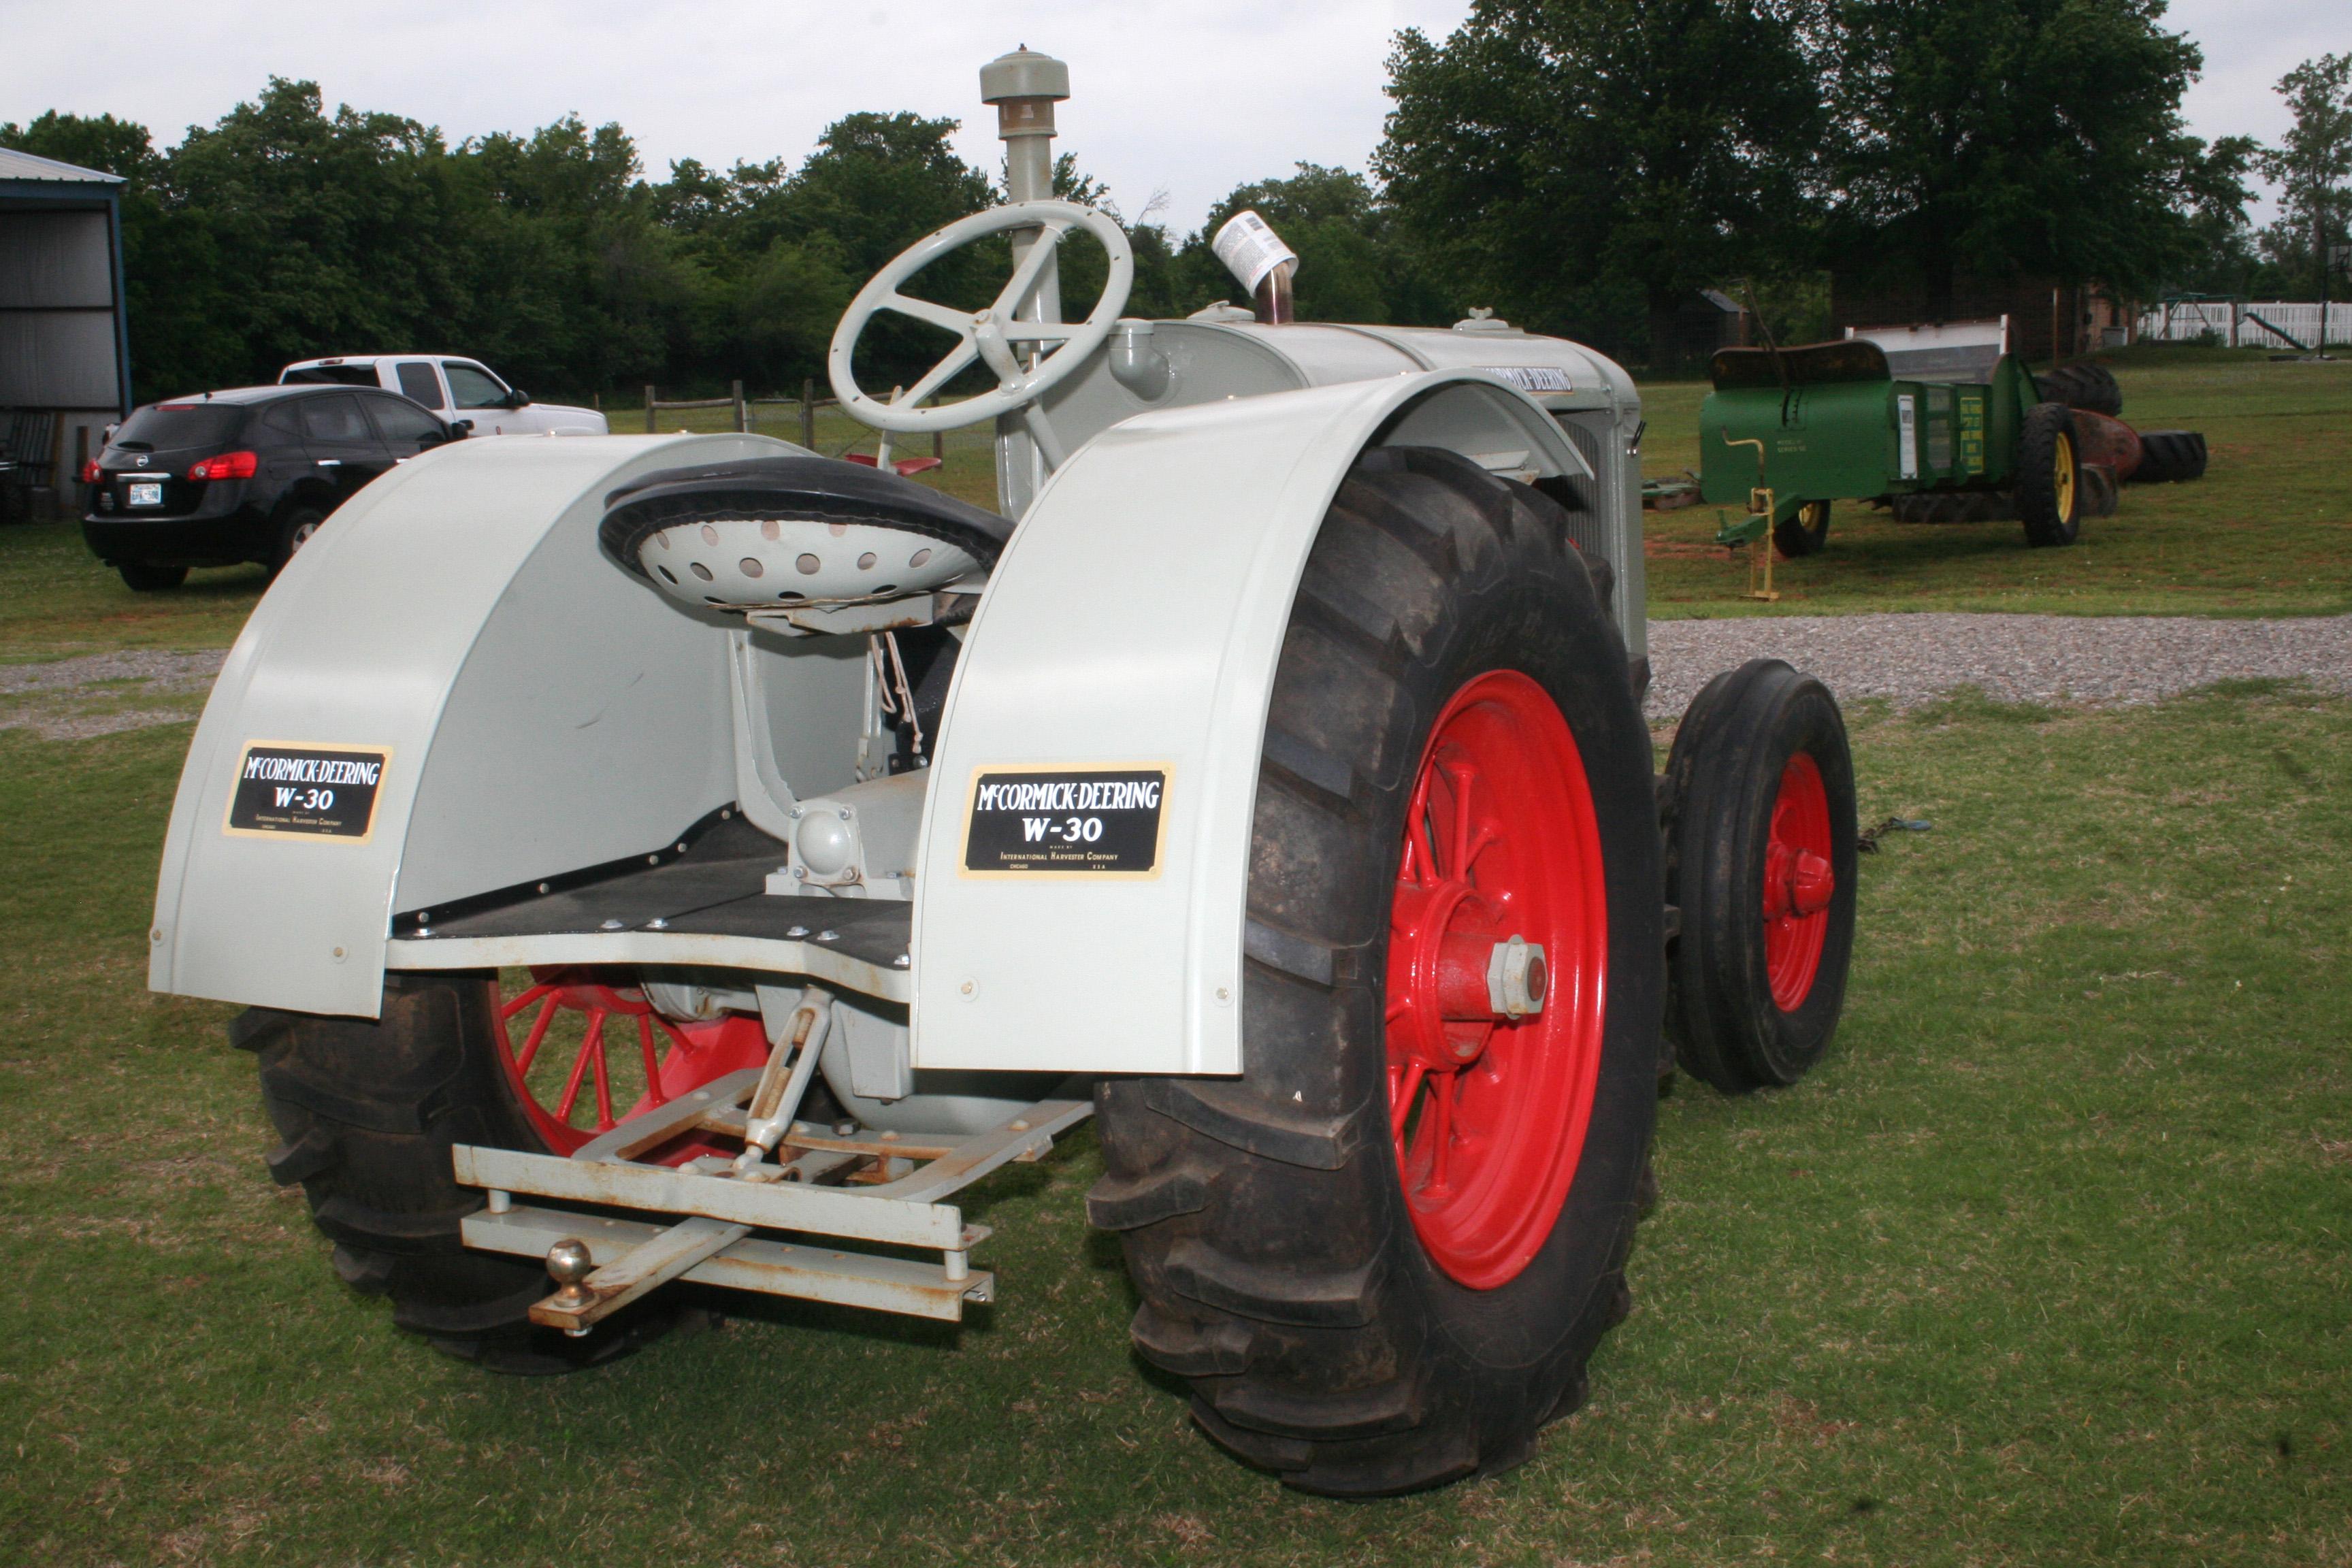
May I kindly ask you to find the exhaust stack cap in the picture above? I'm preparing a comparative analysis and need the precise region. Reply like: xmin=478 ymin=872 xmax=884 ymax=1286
xmin=982 ymin=46 xmax=1069 ymax=139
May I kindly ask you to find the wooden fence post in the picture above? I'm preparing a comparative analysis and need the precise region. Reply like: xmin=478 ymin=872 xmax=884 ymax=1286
xmin=732 ymin=380 xmax=747 ymax=433
xmin=801 ymin=378 xmax=816 ymax=449
xmin=644 ymin=385 xmax=657 ymax=434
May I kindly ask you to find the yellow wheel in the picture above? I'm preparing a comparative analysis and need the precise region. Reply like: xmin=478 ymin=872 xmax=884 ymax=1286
xmin=2016 ymin=402 xmax=2082 ymax=547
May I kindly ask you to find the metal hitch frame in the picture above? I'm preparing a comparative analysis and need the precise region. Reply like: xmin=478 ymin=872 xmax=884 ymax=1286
xmin=453 ymin=1068 xmax=1092 ymax=1328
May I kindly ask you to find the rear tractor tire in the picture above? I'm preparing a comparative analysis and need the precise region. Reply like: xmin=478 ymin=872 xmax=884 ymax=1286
xmin=1661 ymin=660 xmax=1859 ymax=1092
xmin=1091 ymin=446 xmax=1663 ymax=1496
xmin=237 ymin=969 xmax=755 ymax=1372
xmin=1773 ymin=500 xmax=1831 ymax=559
xmin=2014 ymin=402 xmax=2084 ymax=547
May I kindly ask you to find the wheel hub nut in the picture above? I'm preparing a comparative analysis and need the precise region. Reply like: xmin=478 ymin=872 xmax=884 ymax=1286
xmin=1487 ymin=936 xmax=1546 ymax=1018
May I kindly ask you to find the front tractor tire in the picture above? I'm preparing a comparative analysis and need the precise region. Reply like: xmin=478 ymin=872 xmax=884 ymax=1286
xmin=1661 ymin=660 xmax=1859 ymax=1092
xmin=1091 ymin=447 xmax=1663 ymax=1496
xmin=235 ymin=971 xmax=734 ymax=1373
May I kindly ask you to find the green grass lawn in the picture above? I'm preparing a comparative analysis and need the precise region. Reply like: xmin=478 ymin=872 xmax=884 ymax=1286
xmin=1 ymin=684 xmax=2345 ymax=1565
xmin=1640 ymin=347 xmax=2352 ymax=618
xmin=1 ymin=350 xmax=2346 ymax=1563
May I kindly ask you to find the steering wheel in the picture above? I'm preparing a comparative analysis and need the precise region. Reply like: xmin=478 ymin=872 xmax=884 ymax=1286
xmin=827 ymin=199 xmax=1133 ymax=434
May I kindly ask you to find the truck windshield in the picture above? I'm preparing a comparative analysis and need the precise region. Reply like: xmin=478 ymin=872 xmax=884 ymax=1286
xmin=110 ymin=404 xmax=244 ymax=451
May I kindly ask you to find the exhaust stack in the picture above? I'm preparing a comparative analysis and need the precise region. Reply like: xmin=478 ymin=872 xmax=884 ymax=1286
xmin=1211 ymin=210 xmax=1298 ymax=325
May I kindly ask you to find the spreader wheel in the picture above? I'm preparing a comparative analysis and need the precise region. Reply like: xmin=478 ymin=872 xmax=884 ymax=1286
xmin=235 ymin=970 xmax=759 ymax=1371
xmin=1661 ymin=659 xmax=1859 ymax=1092
xmin=1092 ymin=446 xmax=1661 ymax=1496
xmin=2014 ymin=402 xmax=2083 ymax=547
xmin=1773 ymin=500 xmax=1830 ymax=559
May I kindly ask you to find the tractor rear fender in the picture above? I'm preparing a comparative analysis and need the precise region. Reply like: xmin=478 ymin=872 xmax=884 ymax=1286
xmin=150 ymin=433 xmax=783 ymax=1019
xmin=911 ymin=369 xmax=1595 ymax=1077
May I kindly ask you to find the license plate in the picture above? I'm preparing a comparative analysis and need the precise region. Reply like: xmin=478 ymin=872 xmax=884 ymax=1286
xmin=126 ymin=480 xmax=165 ymax=507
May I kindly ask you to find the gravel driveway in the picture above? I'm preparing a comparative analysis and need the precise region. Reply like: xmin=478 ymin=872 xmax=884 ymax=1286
xmin=0 ymin=649 xmax=229 ymax=740
xmin=1646 ymin=613 xmax=2352 ymax=723
xmin=3 ymin=617 xmax=2347 ymax=740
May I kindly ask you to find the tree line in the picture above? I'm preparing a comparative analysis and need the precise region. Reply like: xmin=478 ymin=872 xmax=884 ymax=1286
xmin=4 ymin=3 xmax=2345 ymax=405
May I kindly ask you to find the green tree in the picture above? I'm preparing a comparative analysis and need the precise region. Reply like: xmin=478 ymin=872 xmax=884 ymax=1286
xmin=1821 ymin=0 xmax=2208 ymax=308
xmin=162 ymin=79 xmax=459 ymax=387
xmin=1379 ymin=0 xmax=1822 ymax=363
xmin=2253 ymin=54 xmax=2352 ymax=301
xmin=2168 ymin=133 xmax=2264 ymax=297
xmin=438 ymin=114 xmax=694 ymax=397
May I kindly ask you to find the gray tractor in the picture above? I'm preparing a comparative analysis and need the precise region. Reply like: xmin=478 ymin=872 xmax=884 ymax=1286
xmin=150 ymin=48 xmax=1858 ymax=1494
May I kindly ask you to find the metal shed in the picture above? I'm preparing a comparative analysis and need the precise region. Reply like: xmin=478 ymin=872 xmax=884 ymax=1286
xmin=1 ymin=147 xmax=131 ymax=521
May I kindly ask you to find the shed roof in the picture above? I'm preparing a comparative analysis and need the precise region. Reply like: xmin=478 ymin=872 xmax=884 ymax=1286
xmin=0 ymin=147 xmax=126 ymax=186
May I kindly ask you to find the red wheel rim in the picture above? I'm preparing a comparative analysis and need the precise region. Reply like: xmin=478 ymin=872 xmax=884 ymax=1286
xmin=1762 ymin=753 xmax=1835 ymax=1011
xmin=1384 ymin=670 xmax=1610 ymax=1290
xmin=492 ymin=968 xmax=768 ymax=1159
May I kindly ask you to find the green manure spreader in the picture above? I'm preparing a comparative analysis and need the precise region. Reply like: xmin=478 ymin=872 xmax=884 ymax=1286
xmin=1698 ymin=321 xmax=2152 ymax=560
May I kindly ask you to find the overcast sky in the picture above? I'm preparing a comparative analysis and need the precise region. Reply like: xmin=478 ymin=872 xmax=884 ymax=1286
xmin=0 ymin=0 xmax=2337 ymax=235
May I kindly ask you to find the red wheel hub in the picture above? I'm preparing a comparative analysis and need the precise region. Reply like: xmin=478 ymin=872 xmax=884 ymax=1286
xmin=1384 ymin=671 xmax=1609 ymax=1290
xmin=1762 ymin=753 xmax=1835 ymax=1011
xmin=493 ymin=969 xmax=768 ymax=1159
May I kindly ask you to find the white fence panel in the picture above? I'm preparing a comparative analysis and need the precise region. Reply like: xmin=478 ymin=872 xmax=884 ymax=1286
xmin=2134 ymin=301 xmax=2352 ymax=348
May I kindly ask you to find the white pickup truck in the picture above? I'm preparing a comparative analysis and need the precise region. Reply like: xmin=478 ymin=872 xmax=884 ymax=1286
xmin=278 ymin=356 xmax=608 ymax=437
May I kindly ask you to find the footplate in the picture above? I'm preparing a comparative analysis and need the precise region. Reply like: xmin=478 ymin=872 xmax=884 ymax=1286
xmin=451 ymin=1085 xmax=1092 ymax=1328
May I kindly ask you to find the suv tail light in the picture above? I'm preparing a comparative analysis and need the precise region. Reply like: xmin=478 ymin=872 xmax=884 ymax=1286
xmin=188 ymin=450 xmax=259 ymax=481
xmin=80 ymin=459 xmax=101 ymax=484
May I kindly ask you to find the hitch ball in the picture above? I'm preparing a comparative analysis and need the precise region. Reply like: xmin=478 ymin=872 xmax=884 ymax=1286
xmin=544 ymin=1237 xmax=597 ymax=1319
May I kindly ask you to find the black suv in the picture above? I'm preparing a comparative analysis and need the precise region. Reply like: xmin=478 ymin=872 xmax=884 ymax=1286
xmin=82 ymin=384 xmax=463 ymax=590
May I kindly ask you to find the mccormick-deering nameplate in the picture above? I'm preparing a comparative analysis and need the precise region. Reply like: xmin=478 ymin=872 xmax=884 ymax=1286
xmin=225 ymin=742 xmax=389 ymax=840
xmin=963 ymin=767 xmax=1168 ymax=875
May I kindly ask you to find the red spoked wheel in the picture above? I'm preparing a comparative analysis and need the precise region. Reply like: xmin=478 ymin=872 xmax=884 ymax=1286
xmin=1662 ymin=657 xmax=1859 ymax=1092
xmin=493 ymin=968 xmax=768 ymax=1157
xmin=1384 ymin=670 xmax=1610 ymax=1290
xmin=1762 ymin=753 xmax=1835 ymax=1011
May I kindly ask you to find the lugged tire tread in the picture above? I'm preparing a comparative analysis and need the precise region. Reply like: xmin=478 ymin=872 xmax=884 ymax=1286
xmin=1138 ymin=1078 xmax=1363 ymax=1171
xmin=1211 ymin=1372 xmax=1425 ymax=1441
xmin=1164 ymin=1239 xmax=1382 ymax=1328
xmin=1085 ymin=1166 xmax=1211 ymax=1230
xmin=1129 ymin=1304 xmax=1257 ymax=1377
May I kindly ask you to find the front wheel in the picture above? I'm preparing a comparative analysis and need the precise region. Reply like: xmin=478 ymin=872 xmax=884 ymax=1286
xmin=1662 ymin=660 xmax=1859 ymax=1092
xmin=1090 ymin=447 xmax=1661 ymax=1495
